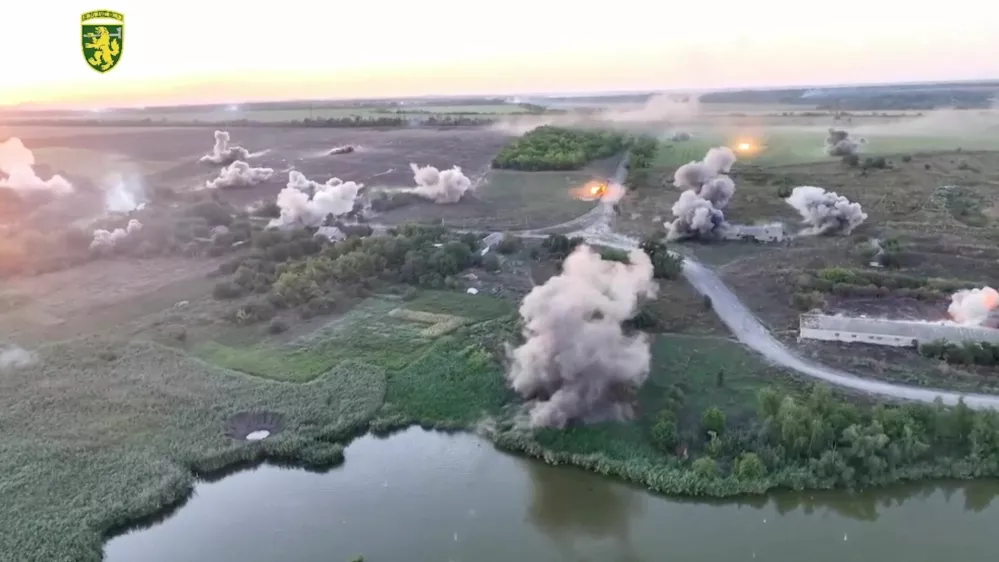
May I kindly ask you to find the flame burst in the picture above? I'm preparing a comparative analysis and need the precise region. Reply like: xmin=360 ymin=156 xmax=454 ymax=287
xmin=948 ymin=286 xmax=999 ymax=325
xmin=737 ymin=142 xmax=752 ymax=152
xmin=573 ymin=180 xmax=609 ymax=201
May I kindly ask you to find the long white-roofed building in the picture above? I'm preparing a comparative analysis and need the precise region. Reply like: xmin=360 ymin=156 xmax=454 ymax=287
xmin=798 ymin=313 xmax=999 ymax=348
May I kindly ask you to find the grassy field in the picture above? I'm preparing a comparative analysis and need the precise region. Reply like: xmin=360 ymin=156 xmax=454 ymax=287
xmin=51 ymin=104 xmax=530 ymax=123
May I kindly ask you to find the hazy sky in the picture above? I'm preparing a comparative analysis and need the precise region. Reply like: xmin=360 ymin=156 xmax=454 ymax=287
xmin=6 ymin=0 xmax=998 ymax=108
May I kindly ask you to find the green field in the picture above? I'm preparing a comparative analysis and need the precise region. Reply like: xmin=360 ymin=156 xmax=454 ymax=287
xmin=57 ymin=104 xmax=529 ymax=123
xmin=656 ymin=128 xmax=999 ymax=168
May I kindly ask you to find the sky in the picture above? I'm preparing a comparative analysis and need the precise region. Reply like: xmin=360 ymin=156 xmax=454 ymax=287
xmin=5 ymin=0 xmax=999 ymax=109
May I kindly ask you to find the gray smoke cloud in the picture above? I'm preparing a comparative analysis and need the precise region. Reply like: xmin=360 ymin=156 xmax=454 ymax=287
xmin=90 ymin=218 xmax=143 ymax=250
xmin=666 ymin=147 xmax=737 ymax=241
xmin=407 ymin=163 xmax=473 ymax=203
xmin=199 ymin=130 xmax=251 ymax=165
xmin=505 ymin=244 xmax=658 ymax=428
xmin=205 ymin=161 xmax=275 ymax=189
xmin=268 ymin=171 xmax=363 ymax=228
xmin=824 ymin=128 xmax=866 ymax=157
xmin=0 ymin=345 xmax=35 ymax=370
xmin=102 ymin=172 xmax=147 ymax=213
xmin=785 ymin=186 xmax=868 ymax=235
xmin=0 ymin=137 xmax=74 ymax=194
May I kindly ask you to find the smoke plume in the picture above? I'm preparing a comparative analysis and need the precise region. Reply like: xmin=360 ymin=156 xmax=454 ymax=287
xmin=205 ymin=161 xmax=275 ymax=189
xmin=0 ymin=137 xmax=74 ymax=194
xmin=199 ymin=130 xmax=251 ymax=165
xmin=103 ymin=172 xmax=147 ymax=212
xmin=0 ymin=345 xmax=35 ymax=370
xmin=948 ymin=287 xmax=999 ymax=326
xmin=785 ymin=186 xmax=867 ymax=236
xmin=268 ymin=171 xmax=363 ymax=228
xmin=666 ymin=147 xmax=737 ymax=240
xmin=505 ymin=244 xmax=658 ymax=428
xmin=90 ymin=219 xmax=143 ymax=250
xmin=824 ymin=128 xmax=865 ymax=157
xmin=407 ymin=163 xmax=472 ymax=203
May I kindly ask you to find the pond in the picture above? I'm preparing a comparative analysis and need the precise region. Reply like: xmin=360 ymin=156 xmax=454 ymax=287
xmin=105 ymin=427 xmax=999 ymax=562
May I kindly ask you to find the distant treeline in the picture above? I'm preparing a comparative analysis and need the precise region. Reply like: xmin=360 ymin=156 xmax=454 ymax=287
xmin=492 ymin=126 xmax=629 ymax=171
xmin=700 ymin=83 xmax=998 ymax=110
xmin=0 ymin=115 xmax=499 ymax=128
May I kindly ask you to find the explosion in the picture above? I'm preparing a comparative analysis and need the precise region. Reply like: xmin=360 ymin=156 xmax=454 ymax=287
xmin=666 ymin=147 xmax=737 ymax=240
xmin=825 ymin=128 xmax=865 ymax=157
xmin=199 ymin=130 xmax=251 ymax=165
xmin=407 ymin=163 xmax=472 ymax=204
xmin=0 ymin=137 xmax=74 ymax=194
xmin=736 ymin=141 xmax=753 ymax=152
xmin=505 ymin=244 xmax=658 ymax=428
xmin=102 ymin=172 xmax=147 ymax=213
xmin=572 ymin=179 xmax=621 ymax=202
xmin=784 ymin=186 xmax=868 ymax=236
xmin=205 ymin=161 xmax=275 ymax=189
xmin=90 ymin=218 xmax=143 ymax=250
xmin=268 ymin=171 xmax=363 ymax=228
xmin=948 ymin=287 xmax=999 ymax=326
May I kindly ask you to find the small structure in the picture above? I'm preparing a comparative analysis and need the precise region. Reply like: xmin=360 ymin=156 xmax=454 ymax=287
xmin=479 ymin=232 xmax=504 ymax=256
xmin=798 ymin=313 xmax=999 ymax=348
xmin=723 ymin=223 xmax=785 ymax=243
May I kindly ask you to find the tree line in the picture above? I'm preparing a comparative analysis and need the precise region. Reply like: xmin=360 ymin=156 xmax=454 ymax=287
xmin=491 ymin=126 xmax=629 ymax=171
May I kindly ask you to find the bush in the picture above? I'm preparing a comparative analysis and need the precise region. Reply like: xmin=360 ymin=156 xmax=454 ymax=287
xmin=691 ymin=457 xmax=719 ymax=478
xmin=650 ymin=413 xmax=678 ymax=452
xmin=495 ymin=234 xmax=521 ymax=255
xmin=482 ymin=253 xmax=501 ymax=272
xmin=212 ymin=281 xmax=243 ymax=300
xmin=733 ymin=452 xmax=766 ymax=479
xmin=266 ymin=318 xmax=289 ymax=334
xmin=701 ymin=407 xmax=726 ymax=435
xmin=491 ymin=126 xmax=627 ymax=171
xmin=842 ymin=153 xmax=860 ymax=167
xmin=901 ymin=154 xmax=912 ymax=163
xmin=777 ymin=184 xmax=793 ymax=198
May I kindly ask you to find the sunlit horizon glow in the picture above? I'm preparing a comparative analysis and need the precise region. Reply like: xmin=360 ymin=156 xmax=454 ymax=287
xmin=5 ymin=0 xmax=998 ymax=110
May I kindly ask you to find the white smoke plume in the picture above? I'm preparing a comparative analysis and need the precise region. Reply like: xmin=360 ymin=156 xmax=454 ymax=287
xmin=268 ymin=171 xmax=363 ymax=228
xmin=785 ymin=186 xmax=868 ymax=235
xmin=0 ymin=137 xmax=74 ymax=194
xmin=407 ymin=163 xmax=472 ymax=204
xmin=199 ymin=130 xmax=251 ymax=165
xmin=90 ymin=219 xmax=143 ymax=250
xmin=205 ymin=161 xmax=274 ymax=189
xmin=666 ymin=147 xmax=737 ymax=241
xmin=666 ymin=189 xmax=728 ymax=241
xmin=102 ymin=172 xmax=146 ymax=212
xmin=948 ymin=287 xmax=999 ymax=326
xmin=0 ymin=345 xmax=35 ymax=370
xmin=824 ymin=128 xmax=866 ymax=157
xmin=505 ymin=244 xmax=658 ymax=428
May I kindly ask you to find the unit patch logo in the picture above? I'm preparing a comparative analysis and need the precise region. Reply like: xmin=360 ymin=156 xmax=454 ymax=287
xmin=81 ymin=10 xmax=124 ymax=73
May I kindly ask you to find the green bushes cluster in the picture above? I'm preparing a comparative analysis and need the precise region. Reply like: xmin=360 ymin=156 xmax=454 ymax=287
xmin=919 ymin=339 xmax=999 ymax=366
xmin=795 ymin=267 xmax=974 ymax=300
xmin=492 ymin=126 xmax=627 ymax=171
xmin=624 ymin=135 xmax=659 ymax=189
xmin=639 ymin=237 xmax=683 ymax=280
xmin=212 ymin=225 xmax=483 ymax=320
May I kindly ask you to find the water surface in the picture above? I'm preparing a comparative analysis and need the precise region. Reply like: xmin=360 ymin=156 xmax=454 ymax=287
xmin=105 ymin=428 xmax=999 ymax=562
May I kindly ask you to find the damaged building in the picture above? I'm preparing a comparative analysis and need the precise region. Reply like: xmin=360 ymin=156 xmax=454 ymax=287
xmin=798 ymin=313 xmax=999 ymax=348
xmin=723 ymin=223 xmax=785 ymax=243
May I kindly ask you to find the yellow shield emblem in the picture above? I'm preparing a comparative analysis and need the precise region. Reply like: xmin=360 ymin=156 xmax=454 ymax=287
xmin=81 ymin=10 xmax=124 ymax=73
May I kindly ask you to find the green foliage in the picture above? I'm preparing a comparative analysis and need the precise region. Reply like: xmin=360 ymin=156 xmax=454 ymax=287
xmin=481 ymin=253 xmax=501 ymax=272
xmin=733 ymin=452 xmax=766 ymax=479
xmin=492 ymin=126 xmax=627 ymax=171
xmin=541 ymin=234 xmax=584 ymax=259
xmin=701 ymin=407 xmax=726 ymax=435
xmin=625 ymin=135 xmax=659 ymax=188
xmin=920 ymin=340 xmax=999 ymax=367
xmin=639 ymin=237 xmax=682 ymax=279
xmin=495 ymin=234 xmax=522 ymax=255
xmin=691 ymin=457 xmax=719 ymax=478
xmin=650 ymin=412 xmax=678 ymax=452
xmin=796 ymin=267 xmax=975 ymax=300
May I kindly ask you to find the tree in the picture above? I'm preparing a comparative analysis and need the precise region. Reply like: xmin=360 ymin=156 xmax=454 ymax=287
xmin=691 ymin=457 xmax=718 ymax=478
xmin=733 ymin=452 xmax=766 ymax=479
xmin=702 ymin=407 xmax=726 ymax=435
xmin=482 ymin=253 xmax=501 ymax=272
xmin=651 ymin=416 xmax=678 ymax=452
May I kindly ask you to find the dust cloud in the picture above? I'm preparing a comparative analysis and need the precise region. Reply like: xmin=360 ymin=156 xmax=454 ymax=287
xmin=90 ymin=219 xmax=143 ymax=250
xmin=505 ymin=245 xmax=658 ymax=428
xmin=269 ymin=171 xmax=363 ymax=228
xmin=205 ymin=161 xmax=275 ymax=189
xmin=199 ymin=130 xmax=251 ymax=165
xmin=948 ymin=287 xmax=999 ymax=326
xmin=666 ymin=146 xmax=737 ymax=241
xmin=785 ymin=186 xmax=868 ymax=235
xmin=0 ymin=138 xmax=74 ymax=194
xmin=407 ymin=163 xmax=473 ymax=204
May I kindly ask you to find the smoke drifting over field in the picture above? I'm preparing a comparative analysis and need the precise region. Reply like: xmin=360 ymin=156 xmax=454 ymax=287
xmin=0 ymin=345 xmax=35 ymax=370
xmin=406 ymin=163 xmax=472 ymax=203
xmin=491 ymin=94 xmax=702 ymax=134
xmin=90 ymin=219 xmax=143 ymax=250
xmin=205 ymin=161 xmax=275 ymax=189
xmin=824 ymin=128 xmax=865 ymax=156
xmin=505 ymin=245 xmax=658 ymax=428
xmin=199 ymin=130 xmax=251 ymax=165
xmin=0 ymin=138 xmax=73 ymax=194
xmin=269 ymin=171 xmax=363 ymax=228
xmin=102 ymin=173 xmax=146 ymax=212
xmin=666 ymin=147 xmax=737 ymax=241
xmin=948 ymin=287 xmax=999 ymax=326
xmin=785 ymin=186 xmax=868 ymax=235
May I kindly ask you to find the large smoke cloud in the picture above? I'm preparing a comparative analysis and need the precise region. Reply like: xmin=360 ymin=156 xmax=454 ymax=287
xmin=0 ymin=137 xmax=74 ymax=194
xmin=666 ymin=147 xmax=737 ymax=241
xmin=90 ymin=218 xmax=143 ymax=250
xmin=505 ymin=245 xmax=658 ymax=428
xmin=102 ymin=172 xmax=147 ymax=212
xmin=199 ymin=130 xmax=251 ymax=165
xmin=268 ymin=171 xmax=363 ymax=228
xmin=407 ymin=163 xmax=473 ymax=203
xmin=824 ymin=128 xmax=865 ymax=157
xmin=785 ymin=186 xmax=868 ymax=235
xmin=206 ymin=161 xmax=275 ymax=189
xmin=948 ymin=287 xmax=999 ymax=326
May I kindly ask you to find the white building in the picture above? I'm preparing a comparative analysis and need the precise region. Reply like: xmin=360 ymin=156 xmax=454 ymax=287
xmin=798 ymin=313 xmax=999 ymax=348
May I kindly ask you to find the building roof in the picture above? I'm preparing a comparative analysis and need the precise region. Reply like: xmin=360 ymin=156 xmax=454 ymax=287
xmin=800 ymin=313 xmax=999 ymax=344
